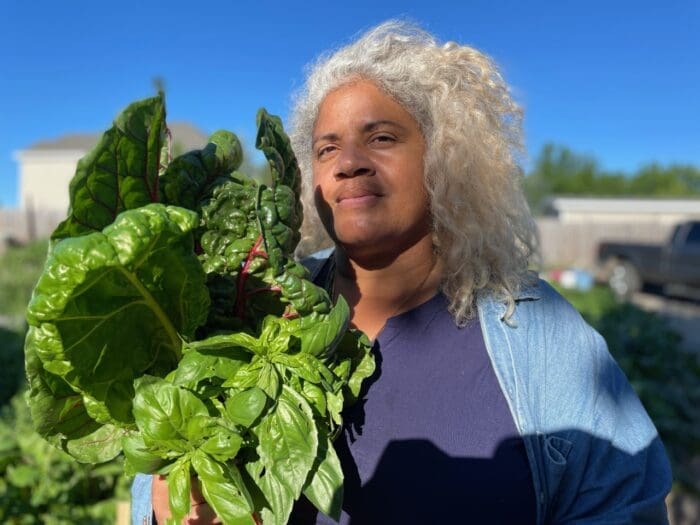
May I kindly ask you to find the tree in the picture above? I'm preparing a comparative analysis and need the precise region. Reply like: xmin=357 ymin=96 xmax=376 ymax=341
xmin=523 ymin=143 xmax=700 ymax=213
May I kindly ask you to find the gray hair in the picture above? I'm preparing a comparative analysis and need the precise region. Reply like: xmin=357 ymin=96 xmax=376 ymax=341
xmin=290 ymin=20 xmax=538 ymax=324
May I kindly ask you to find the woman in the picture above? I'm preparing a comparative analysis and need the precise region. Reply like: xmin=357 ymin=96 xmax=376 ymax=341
xmin=135 ymin=20 xmax=671 ymax=524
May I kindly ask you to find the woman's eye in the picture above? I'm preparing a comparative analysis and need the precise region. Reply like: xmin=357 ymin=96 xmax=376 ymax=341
xmin=371 ymin=134 xmax=395 ymax=145
xmin=317 ymin=145 xmax=336 ymax=158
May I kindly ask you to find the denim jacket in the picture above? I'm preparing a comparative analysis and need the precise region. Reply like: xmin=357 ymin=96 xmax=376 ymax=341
xmin=132 ymin=251 xmax=671 ymax=524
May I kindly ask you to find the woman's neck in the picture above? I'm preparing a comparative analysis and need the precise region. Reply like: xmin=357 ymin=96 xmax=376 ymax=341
xmin=332 ymin=237 xmax=443 ymax=340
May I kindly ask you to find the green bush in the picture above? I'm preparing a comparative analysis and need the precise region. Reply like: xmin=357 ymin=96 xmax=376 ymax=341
xmin=0 ymin=240 xmax=48 ymax=323
xmin=558 ymin=284 xmax=700 ymax=493
xmin=0 ymin=326 xmax=25 ymax=406
xmin=0 ymin=391 xmax=129 ymax=524
xmin=0 ymin=241 xmax=131 ymax=522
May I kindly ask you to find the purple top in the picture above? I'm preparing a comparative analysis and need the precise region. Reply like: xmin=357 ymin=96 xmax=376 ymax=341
xmin=294 ymin=292 xmax=536 ymax=524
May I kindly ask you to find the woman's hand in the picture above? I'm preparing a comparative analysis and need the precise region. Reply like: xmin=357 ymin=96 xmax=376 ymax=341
xmin=152 ymin=475 xmax=222 ymax=524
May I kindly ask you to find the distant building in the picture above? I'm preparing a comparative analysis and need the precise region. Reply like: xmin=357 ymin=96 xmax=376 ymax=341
xmin=2 ymin=123 xmax=208 ymax=244
xmin=542 ymin=197 xmax=700 ymax=225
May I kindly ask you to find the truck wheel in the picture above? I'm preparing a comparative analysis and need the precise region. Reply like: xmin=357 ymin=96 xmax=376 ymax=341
xmin=608 ymin=260 xmax=641 ymax=301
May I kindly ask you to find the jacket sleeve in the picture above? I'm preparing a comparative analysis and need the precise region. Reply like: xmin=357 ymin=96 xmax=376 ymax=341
xmin=530 ymin=284 xmax=672 ymax=524
xmin=131 ymin=473 xmax=154 ymax=525
xmin=547 ymin=338 xmax=672 ymax=524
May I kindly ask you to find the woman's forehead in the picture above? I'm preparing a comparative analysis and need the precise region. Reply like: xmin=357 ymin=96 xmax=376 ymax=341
xmin=313 ymin=80 xmax=418 ymax=136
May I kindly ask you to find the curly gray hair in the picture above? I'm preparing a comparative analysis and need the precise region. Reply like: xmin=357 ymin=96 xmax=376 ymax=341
xmin=290 ymin=20 xmax=538 ymax=324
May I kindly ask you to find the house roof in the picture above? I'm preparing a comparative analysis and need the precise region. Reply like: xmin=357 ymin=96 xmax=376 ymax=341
xmin=25 ymin=122 xmax=209 ymax=152
xmin=544 ymin=196 xmax=700 ymax=215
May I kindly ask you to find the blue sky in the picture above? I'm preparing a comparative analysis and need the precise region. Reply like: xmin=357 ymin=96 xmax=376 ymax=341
xmin=1 ymin=0 xmax=698 ymax=207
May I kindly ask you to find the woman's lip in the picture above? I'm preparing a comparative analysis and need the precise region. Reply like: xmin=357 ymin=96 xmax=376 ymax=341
xmin=336 ymin=194 xmax=381 ymax=207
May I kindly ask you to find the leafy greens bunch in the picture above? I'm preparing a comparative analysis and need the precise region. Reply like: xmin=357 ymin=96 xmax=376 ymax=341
xmin=24 ymin=94 xmax=374 ymax=525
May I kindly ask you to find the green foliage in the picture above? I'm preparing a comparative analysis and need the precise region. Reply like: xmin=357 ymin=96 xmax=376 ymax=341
xmin=0 ymin=327 xmax=25 ymax=406
xmin=52 ymin=93 xmax=167 ymax=240
xmin=23 ymin=96 xmax=374 ymax=524
xmin=524 ymin=143 xmax=700 ymax=212
xmin=0 ymin=239 xmax=49 ymax=322
xmin=557 ymin=284 xmax=700 ymax=493
xmin=0 ymin=390 xmax=129 ymax=524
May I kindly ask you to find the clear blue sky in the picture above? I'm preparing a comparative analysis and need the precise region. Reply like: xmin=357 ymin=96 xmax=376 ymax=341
xmin=1 ymin=0 xmax=698 ymax=207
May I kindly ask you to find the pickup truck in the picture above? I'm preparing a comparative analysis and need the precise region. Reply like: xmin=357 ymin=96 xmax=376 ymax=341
xmin=597 ymin=220 xmax=700 ymax=299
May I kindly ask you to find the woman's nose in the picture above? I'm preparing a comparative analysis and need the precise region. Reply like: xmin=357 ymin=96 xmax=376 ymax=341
xmin=335 ymin=145 xmax=373 ymax=179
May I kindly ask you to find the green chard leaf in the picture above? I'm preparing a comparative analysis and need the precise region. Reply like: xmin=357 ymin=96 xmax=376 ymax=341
xmin=159 ymin=130 xmax=243 ymax=211
xmin=52 ymin=93 xmax=167 ymax=240
xmin=255 ymin=109 xmax=303 ymax=268
xmin=25 ymin=340 xmax=128 ymax=463
xmin=25 ymin=204 xmax=209 ymax=426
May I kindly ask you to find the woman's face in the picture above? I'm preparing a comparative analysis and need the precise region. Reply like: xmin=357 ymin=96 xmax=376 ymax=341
xmin=311 ymin=80 xmax=431 ymax=259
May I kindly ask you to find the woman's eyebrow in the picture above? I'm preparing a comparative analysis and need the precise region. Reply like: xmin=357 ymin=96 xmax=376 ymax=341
xmin=362 ymin=119 xmax=406 ymax=133
xmin=312 ymin=132 xmax=339 ymax=148
xmin=313 ymin=120 xmax=407 ymax=146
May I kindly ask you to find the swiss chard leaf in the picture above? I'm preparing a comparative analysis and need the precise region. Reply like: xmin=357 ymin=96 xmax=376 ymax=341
xmin=24 ymin=331 xmax=100 ymax=442
xmin=52 ymin=93 xmax=167 ymax=240
xmin=26 ymin=204 xmax=209 ymax=425
xmin=159 ymin=130 xmax=243 ymax=211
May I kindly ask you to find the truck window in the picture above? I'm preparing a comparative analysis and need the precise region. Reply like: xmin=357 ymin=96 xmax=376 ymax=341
xmin=687 ymin=223 xmax=700 ymax=245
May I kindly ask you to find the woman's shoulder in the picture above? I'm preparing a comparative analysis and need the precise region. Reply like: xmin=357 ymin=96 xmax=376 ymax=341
xmin=479 ymin=274 xmax=589 ymax=330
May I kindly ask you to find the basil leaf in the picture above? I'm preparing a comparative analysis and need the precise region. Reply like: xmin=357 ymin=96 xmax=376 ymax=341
xmin=171 ymin=344 xmax=250 ymax=389
xmin=225 ymin=387 xmax=268 ymax=428
xmin=256 ymin=361 xmax=281 ymax=400
xmin=192 ymin=450 xmax=255 ymax=525
xmin=122 ymin=432 xmax=168 ymax=476
xmin=334 ymin=330 xmax=376 ymax=404
xmin=199 ymin=427 xmax=243 ymax=462
xmin=132 ymin=378 xmax=210 ymax=444
xmin=167 ymin=457 xmax=192 ymax=523
xmin=247 ymin=386 xmax=318 ymax=525
xmin=302 ymin=429 xmax=344 ymax=520
xmin=296 ymin=297 xmax=350 ymax=360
